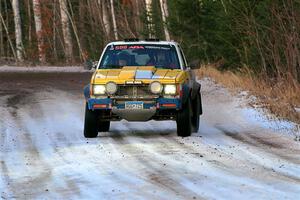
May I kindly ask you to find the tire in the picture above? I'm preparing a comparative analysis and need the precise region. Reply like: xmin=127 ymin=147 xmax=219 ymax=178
xmin=84 ymin=103 xmax=99 ymax=138
xmin=192 ymin=93 xmax=200 ymax=132
xmin=98 ymin=121 xmax=110 ymax=132
xmin=176 ymin=99 xmax=192 ymax=137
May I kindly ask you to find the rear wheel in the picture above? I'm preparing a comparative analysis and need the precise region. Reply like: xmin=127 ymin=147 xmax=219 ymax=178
xmin=84 ymin=103 xmax=99 ymax=138
xmin=98 ymin=121 xmax=110 ymax=132
xmin=176 ymin=99 xmax=192 ymax=137
xmin=192 ymin=93 xmax=200 ymax=132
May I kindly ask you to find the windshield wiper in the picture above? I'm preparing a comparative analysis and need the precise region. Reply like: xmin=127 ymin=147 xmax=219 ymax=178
xmin=100 ymin=65 xmax=123 ymax=69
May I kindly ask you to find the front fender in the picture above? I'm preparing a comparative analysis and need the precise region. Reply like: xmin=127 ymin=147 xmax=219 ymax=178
xmin=181 ymin=84 xmax=190 ymax=105
xmin=191 ymin=82 xmax=201 ymax=100
xmin=84 ymin=84 xmax=90 ymax=99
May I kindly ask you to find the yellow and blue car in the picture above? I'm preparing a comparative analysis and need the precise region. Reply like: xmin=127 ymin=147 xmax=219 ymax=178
xmin=83 ymin=39 xmax=202 ymax=137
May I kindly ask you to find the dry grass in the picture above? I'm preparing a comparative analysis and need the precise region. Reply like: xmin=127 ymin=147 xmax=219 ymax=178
xmin=197 ymin=66 xmax=300 ymax=124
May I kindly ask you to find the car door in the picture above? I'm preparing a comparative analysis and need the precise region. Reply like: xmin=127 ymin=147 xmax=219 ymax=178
xmin=177 ymin=45 xmax=193 ymax=87
xmin=178 ymin=45 xmax=200 ymax=100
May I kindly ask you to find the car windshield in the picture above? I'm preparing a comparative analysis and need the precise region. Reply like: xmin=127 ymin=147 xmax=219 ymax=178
xmin=99 ymin=44 xmax=180 ymax=69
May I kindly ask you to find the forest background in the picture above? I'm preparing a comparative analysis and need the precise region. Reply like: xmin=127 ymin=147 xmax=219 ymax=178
xmin=1 ymin=0 xmax=300 ymax=122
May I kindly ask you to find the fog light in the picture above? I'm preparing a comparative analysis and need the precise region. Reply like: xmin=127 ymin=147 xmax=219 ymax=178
xmin=150 ymin=81 xmax=163 ymax=94
xmin=106 ymin=82 xmax=117 ymax=95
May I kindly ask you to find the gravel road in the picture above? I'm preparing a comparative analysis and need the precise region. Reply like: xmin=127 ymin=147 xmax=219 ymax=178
xmin=0 ymin=72 xmax=299 ymax=200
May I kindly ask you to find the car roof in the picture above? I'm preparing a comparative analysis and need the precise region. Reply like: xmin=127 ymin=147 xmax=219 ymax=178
xmin=106 ymin=40 xmax=179 ymax=46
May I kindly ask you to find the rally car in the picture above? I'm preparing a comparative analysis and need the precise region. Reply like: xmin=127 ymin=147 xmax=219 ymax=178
xmin=83 ymin=39 xmax=202 ymax=137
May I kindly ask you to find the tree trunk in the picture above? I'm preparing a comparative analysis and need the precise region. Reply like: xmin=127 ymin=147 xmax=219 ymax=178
xmin=95 ymin=0 xmax=106 ymax=45
xmin=159 ymin=0 xmax=170 ymax=41
xmin=0 ymin=2 xmax=3 ymax=57
xmin=101 ymin=0 xmax=111 ymax=40
xmin=27 ymin=0 xmax=32 ymax=45
xmin=110 ymin=0 xmax=118 ymax=40
xmin=0 ymin=12 xmax=17 ymax=60
xmin=59 ymin=0 xmax=73 ymax=62
xmin=32 ymin=0 xmax=46 ymax=63
xmin=133 ymin=0 xmax=141 ymax=36
xmin=52 ymin=1 xmax=58 ymax=61
xmin=5 ymin=0 xmax=9 ymax=56
xmin=145 ymin=0 xmax=154 ymax=38
xmin=64 ymin=2 xmax=84 ymax=62
xmin=12 ymin=0 xmax=24 ymax=61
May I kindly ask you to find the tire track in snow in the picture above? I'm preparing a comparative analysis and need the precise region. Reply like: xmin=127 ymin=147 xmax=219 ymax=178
xmin=25 ymin=90 xmax=89 ymax=199
xmin=220 ymin=127 xmax=300 ymax=164
xmin=106 ymin=122 xmax=206 ymax=199
xmin=215 ymin=127 xmax=300 ymax=185
xmin=1 ymin=73 xmax=300 ymax=199
xmin=0 ymin=92 xmax=55 ymax=199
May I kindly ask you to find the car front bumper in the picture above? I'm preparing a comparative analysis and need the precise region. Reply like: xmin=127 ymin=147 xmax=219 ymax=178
xmin=87 ymin=97 xmax=182 ymax=121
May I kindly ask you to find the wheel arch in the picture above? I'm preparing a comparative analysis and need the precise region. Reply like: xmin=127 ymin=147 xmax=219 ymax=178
xmin=84 ymin=84 xmax=91 ymax=99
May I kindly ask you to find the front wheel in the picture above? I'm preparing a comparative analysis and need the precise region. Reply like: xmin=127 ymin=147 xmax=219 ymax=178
xmin=84 ymin=103 xmax=99 ymax=138
xmin=176 ymin=99 xmax=192 ymax=137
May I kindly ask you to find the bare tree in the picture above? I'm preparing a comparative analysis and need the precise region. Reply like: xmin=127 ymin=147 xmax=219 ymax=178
xmin=100 ymin=0 xmax=111 ymax=40
xmin=159 ymin=0 xmax=170 ymax=41
xmin=59 ymin=0 xmax=73 ymax=62
xmin=110 ymin=0 xmax=118 ymax=40
xmin=0 ymin=12 xmax=16 ymax=60
xmin=26 ymin=0 xmax=32 ymax=45
xmin=133 ymin=0 xmax=142 ymax=35
xmin=32 ymin=0 xmax=46 ymax=63
xmin=0 ymin=2 xmax=3 ymax=57
xmin=65 ymin=0 xmax=84 ymax=61
xmin=52 ymin=1 xmax=58 ymax=61
xmin=12 ymin=0 xmax=24 ymax=61
xmin=145 ymin=0 xmax=154 ymax=38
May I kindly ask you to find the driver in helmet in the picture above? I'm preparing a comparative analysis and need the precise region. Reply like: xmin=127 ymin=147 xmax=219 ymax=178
xmin=117 ymin=52 xmax=129 ymax=66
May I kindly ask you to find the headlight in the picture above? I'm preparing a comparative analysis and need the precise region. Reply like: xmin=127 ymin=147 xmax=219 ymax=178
xmin=106 ymin=82 xmax=118 ymax=95
xmin=150 ymin=81 xmax=163 ymax=94
xmin=164 ymin=84 xmax=177 ymax=95
xmin=93 ymin=85 xmax=106 ymax=95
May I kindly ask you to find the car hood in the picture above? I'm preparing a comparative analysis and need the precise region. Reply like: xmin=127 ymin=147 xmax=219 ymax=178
xmin=91 ymin=66 xmax=188 ymax=84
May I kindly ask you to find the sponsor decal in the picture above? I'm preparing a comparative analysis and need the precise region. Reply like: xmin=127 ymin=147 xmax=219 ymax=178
xmin=129 ymin=46 xmax=144 ymax=49
xmin=113 ymin=45 xmax=145 ymax=50
xmin=115 ymin=45 xmax=128 ymax=50
xmin=144 ymin=46 xmax=171 ymax=50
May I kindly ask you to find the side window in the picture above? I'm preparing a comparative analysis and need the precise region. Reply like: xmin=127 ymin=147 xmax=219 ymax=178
xmin=178 ymin=46 xmax=188 ymax=68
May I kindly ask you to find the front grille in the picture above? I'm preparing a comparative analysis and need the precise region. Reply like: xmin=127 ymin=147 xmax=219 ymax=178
xmin=115 ymin=85 xmax=155 ymax=98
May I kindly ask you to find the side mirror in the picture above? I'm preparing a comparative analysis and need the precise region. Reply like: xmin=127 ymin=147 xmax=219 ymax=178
xmin=189 ymin=59 xmax=201 ymax=69
xmin=92 ymin=61 xmax=98 ymax=69
xmin=84 ymin=60 xmax=97 ymax=70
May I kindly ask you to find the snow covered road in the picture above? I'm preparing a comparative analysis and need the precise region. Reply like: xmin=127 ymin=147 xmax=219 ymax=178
xmin=0 ymin=72 xmax=299 ymax=199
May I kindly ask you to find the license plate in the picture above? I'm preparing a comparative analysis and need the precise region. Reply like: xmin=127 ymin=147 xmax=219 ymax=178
xmin=125 ymin=101 xmax=144 ymax=109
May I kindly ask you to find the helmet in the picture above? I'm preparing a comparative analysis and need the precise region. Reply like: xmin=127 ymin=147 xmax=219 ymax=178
xmin=117 ymin=52 xmax=130 ymax=66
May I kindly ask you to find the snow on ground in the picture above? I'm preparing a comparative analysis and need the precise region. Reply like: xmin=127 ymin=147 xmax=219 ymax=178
xmin=242 ymin=107 xmax=299 ymax=136
xmin=200 ymin=77 xmax=299 ymax=137
xmin=0 ymin=75 xmax=300 ymax=199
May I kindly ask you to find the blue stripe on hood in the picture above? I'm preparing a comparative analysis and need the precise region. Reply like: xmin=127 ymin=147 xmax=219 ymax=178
xmin=135 ymin=70 xmax=153 ymax=79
